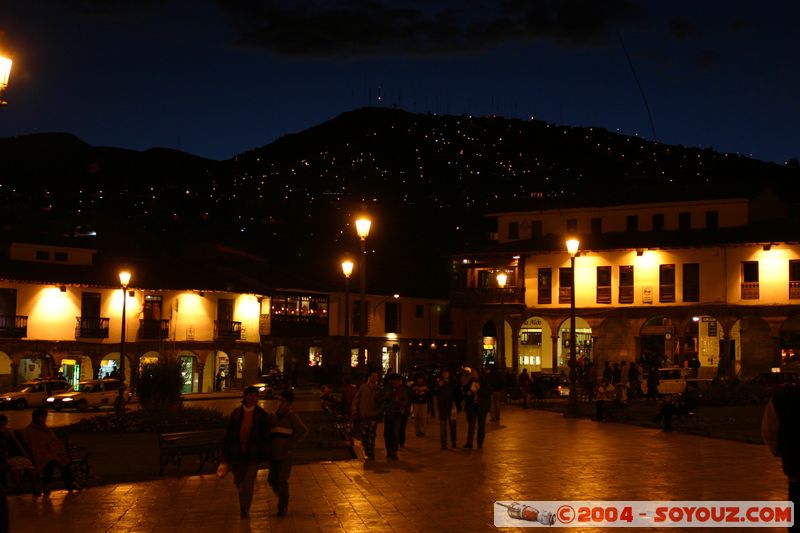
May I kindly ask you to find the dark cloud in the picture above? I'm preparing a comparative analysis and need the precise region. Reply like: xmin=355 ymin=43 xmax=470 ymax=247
xmin=668 ymin=16 xmax=699 ymax=40
xmin=216 ymin=0 xmax=643 ymax=57
xmin=695 ymin=50 xmax=717 ymax=69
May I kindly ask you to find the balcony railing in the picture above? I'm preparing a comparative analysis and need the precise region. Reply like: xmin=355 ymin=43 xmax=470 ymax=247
xmin=0 ymin=315 xmax=27 ymax=338
xmin=558 ymin=286 xmax=572 ymax=305
xmin=214 ymin=320 xmax=242 ymax=340
xmin=596 ymin=286 xmax=612 ymax=304
xmin=75 ymin=317 xmax=110 ymax=339
xmin=450 ymin=287 xmax=525 ymax=306
xmin=659 ymin=285 xmax=676 ymax=303
xmin=619 ymin=286 xmax=634 ymax=304
xmin=138 ymin=319 xmax=170 ymax=340
xmin=790 ymin=281 xmax=800 ymax=300
xmin=741 ymin=282 xmax=759 ymax=300
xmin=538 ymin=289 xmax=552 ymax=305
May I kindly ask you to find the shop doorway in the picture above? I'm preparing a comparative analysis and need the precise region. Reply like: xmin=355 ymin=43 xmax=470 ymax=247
xmin=557 ymin=317 xmax=592 ymax=370
xmin=0 ymin=351 xmax=13 ymax=390
xmin=640 ymin=316 xmax=675 ymax=368
xmin=17 ymin=354 xmax=55 ymax=382
xmin=179 ymin=354 xmax=196 ymax=394
xmin=518 ymin=317 xmax=551 ymax=372
xmin=481 ymin=321 xmax=498 ymax=366
xmin=60 ymin=358 xmax=81 ymax=387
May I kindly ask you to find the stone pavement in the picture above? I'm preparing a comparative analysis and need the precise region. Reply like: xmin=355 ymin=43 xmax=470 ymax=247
xmin=7 ymin=405 xmax=789 ymax=532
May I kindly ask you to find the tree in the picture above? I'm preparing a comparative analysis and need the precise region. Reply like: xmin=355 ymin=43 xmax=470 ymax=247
xmin=136 ymin=356 xmax=183 ymax=412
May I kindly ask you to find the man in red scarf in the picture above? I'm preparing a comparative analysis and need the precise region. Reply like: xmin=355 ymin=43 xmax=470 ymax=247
xmin=221 ymin=386 xmax=271 ymax=519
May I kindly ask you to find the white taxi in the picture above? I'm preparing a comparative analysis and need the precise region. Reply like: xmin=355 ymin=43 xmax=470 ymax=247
xmin=47 ymin=379 xmax=127 ymax=411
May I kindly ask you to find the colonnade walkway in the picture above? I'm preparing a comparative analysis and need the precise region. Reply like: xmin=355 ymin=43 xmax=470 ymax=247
xmin=8 ymin=405 xmax=789 ymax=532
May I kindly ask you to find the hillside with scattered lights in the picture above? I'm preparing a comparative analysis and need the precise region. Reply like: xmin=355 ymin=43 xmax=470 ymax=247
xmin=1 ymin=107 xmax=798 ymax=295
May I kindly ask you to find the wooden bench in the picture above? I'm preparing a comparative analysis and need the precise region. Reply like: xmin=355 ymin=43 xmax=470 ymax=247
xmin=157 ymin=427 xmax=225 ymax=476
xmin=57 ymin=430 xmax=90 ymax=488
xmin=11 ymin=428 xmax=89 ymax=492
xmin=319 ymin=401 xmax=352 ymax=448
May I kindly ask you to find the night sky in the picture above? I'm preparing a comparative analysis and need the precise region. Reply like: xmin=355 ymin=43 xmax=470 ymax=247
xmin=1 ymin=1 xmax=797 ymax=164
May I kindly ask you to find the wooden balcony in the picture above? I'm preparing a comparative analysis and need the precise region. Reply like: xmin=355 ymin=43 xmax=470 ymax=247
xmin=619 ymin=286 xmax=634 ymax=304
xmin=741 ymin=282 xmax=759 ymax=300
xmin=659 ymin=285 xmax=676 ymax=303
xmin=596 ymin=286 xmax=611 ymax=304
xmin=450 ymin=287 xmax=525 ymax=306
xmin=558 ymin=286 xmax=572 ymax=305
xmin=0 ymin=315 xmax=27 ymax=338
xmin=790 ymin=281 xmax=800 ymax=300
xmin=214 ymin=320 xmax=242 ymax=340
xmin=138 ymin=319 xmax=170 ymax=340
xmin=75 ymin=317 xmax=110 ymax=339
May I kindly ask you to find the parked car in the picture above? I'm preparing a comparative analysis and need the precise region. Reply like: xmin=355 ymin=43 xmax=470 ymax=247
xmin=46 ymin=378 xmax=127 ymax=411
xmin=530 ymin=373 xmax=570 ymax=398
xmin=0 ymin=378 xmax=70 ymax=409
xmin=643 ymin=367 xmax=692 ymax=396
xmin=252 ymin=373 xmax=293 ymax=399
xmin=750 ymin=371 xmax=798 ymax=386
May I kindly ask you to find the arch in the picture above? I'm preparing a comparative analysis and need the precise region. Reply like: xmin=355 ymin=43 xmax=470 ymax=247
xmin=779 ymin=313 xmax=800 ymax=367
xmin=556 ymin=316 xmax=592 ymax=370
xmin=731 ymin=316 xmax=776 ymax=377
xmin=638 ymin=315 xmax=677 ymax=369
xmin=17 ymin=353 xmax=56 ymax=382
xmin=593 ymin=315 xmax=638 ymax=366
xmin=0 ymin=351 xmax=12 ymax=391
xmin=58 ymin=355 xmax=94 ymax=387
xmin=682 ymin=315 xmax=724 ymax=377
xmin=206 ymin=350 xmax=230 ymax=392
xmin=480 ymin=320 xmax=499 ymax=367
xmin=139 ymin=350 xmax=160 ymax=369
xmin=177 ymin=350 xmax=199 ymax=394
xmin=518 ymin=316 xmax=552 ymax=372
xmin=104 ymin=350 xmax=135 ymax=383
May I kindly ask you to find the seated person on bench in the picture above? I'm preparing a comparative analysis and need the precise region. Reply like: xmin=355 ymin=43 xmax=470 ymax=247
xmin=19 ymin=408 xmax=75 ymax=495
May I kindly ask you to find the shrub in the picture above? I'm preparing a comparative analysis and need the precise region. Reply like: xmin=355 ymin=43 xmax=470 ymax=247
xmin=136 ymin=356 xmax=184 ymax=412
xmin=69 ymin=407 xmax=225 ymax=433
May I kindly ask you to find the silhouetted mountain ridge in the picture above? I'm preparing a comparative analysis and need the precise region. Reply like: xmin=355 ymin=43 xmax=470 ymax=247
xmin=1 ymin=108 xmax=798 ymax=296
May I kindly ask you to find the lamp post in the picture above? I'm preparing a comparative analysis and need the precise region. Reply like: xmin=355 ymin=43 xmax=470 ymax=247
xmin=565 ymin=239 xmax=580 ymax=417
xmin=0 ymin=54 xmax=12 ymax=106
xmin=496 ymin=272 xmax=508 ymax=369
xmin=341 ymin=260 xmax=354 ymax=368
xmin=119 ymin=271 xmax=131 ymax=385
xmin=355 ymin=217 xmax=371 ymax=367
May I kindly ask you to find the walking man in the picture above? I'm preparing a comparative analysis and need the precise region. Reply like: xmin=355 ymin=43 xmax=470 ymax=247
xmin=411 ymin=375 xmax=430 ymax=437
xmin=488 ymin=365 xmax=505 ymax=422
xmin=435 ymin=369 xmax=461 ymax=449
xmin=352 ymin=371 xmax=383 ymax=460
xmin=381 ymin=373 xmax=410 ymax=460
xmin=463 ymin=368 xmax=483 ymax=448
xmin=221 ymin=386 xmax=271 ymax=519
xmin=268 ymin=390 xmax=308 ymax=517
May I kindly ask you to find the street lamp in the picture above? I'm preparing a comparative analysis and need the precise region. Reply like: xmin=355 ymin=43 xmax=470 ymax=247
xmin=341 ymin=260 xmax=354 ymax=367
xmin=119 ymin=271 xmax=131 ymax=385
xmin=565 ymin=238 xmax=580 ymax=417
xmin=355 ymin=217 xmax=371 ymax=367
xmin=496 ymin=272 xmax=508 ymax=368
xmin=0 ymin=54 xmax=12 ymax=106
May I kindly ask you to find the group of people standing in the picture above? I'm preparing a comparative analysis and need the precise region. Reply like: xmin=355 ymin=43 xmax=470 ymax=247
xmin=351 ymin=366 xmax=502 ymax=461
xmin=220 ymin=387 xmax=308 ymax=519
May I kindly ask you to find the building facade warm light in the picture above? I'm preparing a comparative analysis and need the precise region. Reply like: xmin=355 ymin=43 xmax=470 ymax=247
xmin=0 ymin=240 xmax=465 ymax=392
xmin=453 ymin=195 xmax=800 ymax=376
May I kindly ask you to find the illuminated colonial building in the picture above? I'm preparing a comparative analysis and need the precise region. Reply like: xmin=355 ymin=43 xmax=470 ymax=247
xmin=0 ymin=239 xmax=463 ymax=392
xmin=452 ymin=191 xmax=800 ymax=377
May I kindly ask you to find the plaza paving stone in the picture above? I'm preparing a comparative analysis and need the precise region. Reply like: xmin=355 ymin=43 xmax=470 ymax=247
xmin=7 ymin=405 xmax=789 ymax=532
